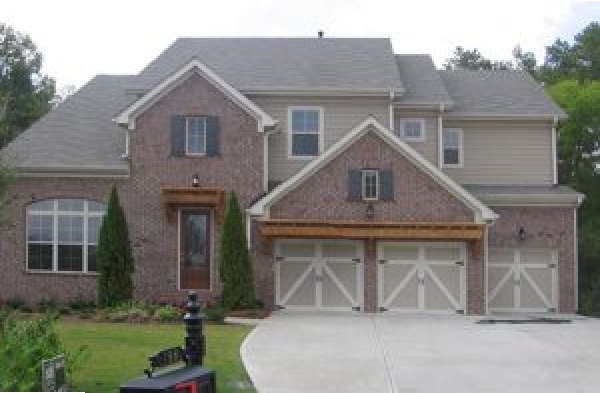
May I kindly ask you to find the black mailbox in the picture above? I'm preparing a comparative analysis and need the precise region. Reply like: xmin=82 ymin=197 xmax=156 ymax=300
xmin=120 ymin=365 xmax=215 ymax=393
xmin=120 ymin=292 xmax=216 ymax=393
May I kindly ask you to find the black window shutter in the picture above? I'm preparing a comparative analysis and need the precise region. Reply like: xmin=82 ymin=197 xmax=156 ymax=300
xmin=170 ymin=115 xmax=186 ymax=157
xmin=380 ymin=169 xmax=394 ymax=201
xmin=206 ymin=116 xmax=220 ymax=157
xmin=348 ymin=170 xmax=362 ymax=201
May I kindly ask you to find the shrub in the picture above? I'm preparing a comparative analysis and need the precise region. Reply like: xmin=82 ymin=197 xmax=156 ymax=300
xmin=36 ymin=299 xmax=58 ymax=313
xmin=68 ymin=298 xmax=96 ymax=312
xmin=153 ymin=305 xmax=182 ymax=322
xmin=203 ymin=303 xmax=226 ymax=323
xmin=579 ymin=276 xmax=600 ymax=316
xmin=219 ymin=192 xmax=255 ymax=310
xmin=0 ymin=312 xmax=87 ymax=391
xmin=5 ymin=297 xmax=25 ymax=311
xmin=97 ymin=187 xmax=134 ymax=307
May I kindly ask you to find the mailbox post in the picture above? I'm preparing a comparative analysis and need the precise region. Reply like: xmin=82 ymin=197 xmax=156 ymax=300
xmin=120 ymin=291 xmax=216 ymax=393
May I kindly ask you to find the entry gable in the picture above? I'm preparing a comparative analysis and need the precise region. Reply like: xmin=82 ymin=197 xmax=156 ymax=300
xmin=114 ymin=58 xmax=276 ymax=130
xmin=250 ymin=116 xmax=497 ymax=222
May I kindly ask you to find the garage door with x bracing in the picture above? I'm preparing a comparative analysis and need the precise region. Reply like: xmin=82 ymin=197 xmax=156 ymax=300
xmin=378 ymin=242 xmax=466 ymax=314
xmin=488 ymin=248 xmax=558 ymax=312
xmin=275 ymin=240 xmax=364 ymax=311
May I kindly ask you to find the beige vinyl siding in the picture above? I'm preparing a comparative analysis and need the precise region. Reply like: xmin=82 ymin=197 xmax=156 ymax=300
xmin=251 ymin=96 xmax=390 ymax=182
xmin=442 ymin=120 xmax=554 ymax=185
xmin=393 ymin=110 xmax=439 ymax=166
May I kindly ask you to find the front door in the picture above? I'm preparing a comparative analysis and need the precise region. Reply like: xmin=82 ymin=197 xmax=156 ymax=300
xmin=179 ymin=209 xmax=211 ymax=290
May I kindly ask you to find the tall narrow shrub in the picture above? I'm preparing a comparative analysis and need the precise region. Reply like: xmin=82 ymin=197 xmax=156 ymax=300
xmin=97 ymin=187 xmax=134 ymax=306
xmin=219 ymin=191 xmax=255 ymax=310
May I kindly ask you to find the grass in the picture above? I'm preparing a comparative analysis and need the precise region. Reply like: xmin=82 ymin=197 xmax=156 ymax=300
xmin=57 ymin=321 xmax=256 ymax=392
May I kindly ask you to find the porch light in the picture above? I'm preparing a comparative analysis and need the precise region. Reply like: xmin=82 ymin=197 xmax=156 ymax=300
xmin=366 ymin=203 xmax=375 ymax=220
xmin=518 ymin=226 xmax=526 ymax=241
xmin=192 ymin=174 xmax=199 ymax=187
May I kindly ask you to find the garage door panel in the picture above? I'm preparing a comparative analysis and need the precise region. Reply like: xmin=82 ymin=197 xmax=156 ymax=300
xmin=424 ymin=273 xmax=456 ymax=310
xmin=489 ymin=249 xmax=514 ymax=264
xmin=424 ymin=247 xmax=461 ymax=261
xmin=386 ymin=269 xmax=419 ymax=309
xmin=276 ymin=240 xmax=362 ymax=311
xmin=429 ymin=265 xmax=461 ymax=304
xmin=487 ymin=248 xmax=557 ymax=312
xmin=286 ymin=270 xmax=316 ymax=306
xmin=322 ymin=243 xmax=358 ymax=259
xmin=280 ymin=243 xmax=316 ymax=258
xmin=382 ymin=245 xmax=419 ymax=260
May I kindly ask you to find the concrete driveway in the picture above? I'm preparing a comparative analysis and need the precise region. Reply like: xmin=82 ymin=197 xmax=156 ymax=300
xmin=241 ymin=311 xmax=600 ymax=393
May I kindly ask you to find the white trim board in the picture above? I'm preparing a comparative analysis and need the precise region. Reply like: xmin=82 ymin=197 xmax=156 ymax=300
xmin=249 ymin=116 xmax=497 ymax=222
xmin=114 ymin=58 xmax=276 ymax=131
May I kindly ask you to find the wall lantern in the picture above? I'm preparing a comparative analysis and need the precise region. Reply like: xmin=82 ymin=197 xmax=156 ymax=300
xmin=192 ymin=174 xmax=199 ymax=187
xmin=365 ymin=203 xmax=375 ymax=220
xmin=518 ymin=226 xmax=526 ymax=242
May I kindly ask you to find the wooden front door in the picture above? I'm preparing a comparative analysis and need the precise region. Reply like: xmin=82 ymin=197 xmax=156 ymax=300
xmin=179 ymin=209 xmax=211 ymax=290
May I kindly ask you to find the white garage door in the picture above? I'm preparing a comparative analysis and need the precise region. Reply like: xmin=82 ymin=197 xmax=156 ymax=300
xmin=488 ymin=248 xmax=558 ymax=312
xmin=275 ymin=240 xmax=363 ymax=311
xmin=378 ymin=242 xmax=466 ymax=314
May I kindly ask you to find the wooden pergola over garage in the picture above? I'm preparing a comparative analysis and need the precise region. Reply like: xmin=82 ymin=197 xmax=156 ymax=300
xmin=259 ymin=219 xmax=485 ymax=257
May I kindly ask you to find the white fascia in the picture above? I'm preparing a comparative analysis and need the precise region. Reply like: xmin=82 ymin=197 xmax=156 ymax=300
xmin=114 ymin=58 xmax=277 ymax=131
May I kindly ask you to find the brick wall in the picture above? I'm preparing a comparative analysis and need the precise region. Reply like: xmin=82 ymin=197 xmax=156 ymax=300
xmin=0 ymin=72 xmax=265 ymax=304
xmin=489 ymin=206 xmax=576 ymax=313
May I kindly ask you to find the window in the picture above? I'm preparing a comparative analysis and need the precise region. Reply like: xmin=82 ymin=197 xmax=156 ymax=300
xmin=398 ymin=119 xmax=425 ymax=141
xmin=186 ymin=117 xmax=207 ymax=155
xmin=442 ymin=128 xmax=463 ymax=167
xmin=27 ymin=199 xmax=106 ymax=273
xmin=362 ymin=170 xmax=379 ymax=200
xmin=288 ymin=107 xmax=323 ymax=158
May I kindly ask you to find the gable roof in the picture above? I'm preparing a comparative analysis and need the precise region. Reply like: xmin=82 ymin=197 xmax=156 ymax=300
xmin=394 ymin=55 xmax=454 ymax=108
xmin=1 ymin=75 xmax=133 ymax=176
xmin=114 ymin=58 xmax=276 ymax=130
xmin=128 ymin=37 xmax=404 ymax=94
xmin=439 ymin=70 xmax=567 ymax=119
xmin=249 ymin=116 xmax=497 ymax=222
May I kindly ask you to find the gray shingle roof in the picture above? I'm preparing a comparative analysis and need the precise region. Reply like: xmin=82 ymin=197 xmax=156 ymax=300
xmin=1 ymin=75 xmax=133 ymax=174
xmin=464 ymin=184 xmax=582 ymax=205
xmin=439 ymin=70 xmax=566 ymax=118
xmin=130 ymin=37 xmax=404 ymax=93
xmin=394 ymin=55 xmax=453 ymax=106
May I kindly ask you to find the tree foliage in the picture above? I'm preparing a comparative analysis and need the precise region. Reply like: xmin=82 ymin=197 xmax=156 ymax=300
xmin=218 ymin=192 xmax=255 ymax=310
xmin=0 ymin=23 xmax=55 ymax=148
xmin=97 ymin=187 xmax=134 ymax=307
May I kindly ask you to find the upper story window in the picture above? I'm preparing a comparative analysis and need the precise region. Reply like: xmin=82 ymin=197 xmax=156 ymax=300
xmin=288 ymin=107 xmax=323 ymax=158
xmin=442 ymin=128 xmax=463 ymax=167
xmin=171 ymin=115 xmax=220 ymax=157
xmin=362 ymin=169 xmax=379 ymax=200
xmin=398 ymin=119 xmax=425 ymax=141
xmin=186 ymin=117 xmax=207 ymax=155
xmin=27 ymin=198 xmax=106 ymax=273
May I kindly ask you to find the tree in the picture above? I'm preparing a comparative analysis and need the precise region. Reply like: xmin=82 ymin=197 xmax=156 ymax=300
xmin=218 ymin=192 xmax=255 ymax=310
xmin=96 ymin=187 xmax=134 ymax=306
xmin=0 ymin=23 xmax=55 ymax=148
xmin=540 ymin=22 xmax=600 ymax=84
xmin=0 ymin=160 xmax=12 ymax=220
xmin=443 ymin=46 xmax=512 ymax=71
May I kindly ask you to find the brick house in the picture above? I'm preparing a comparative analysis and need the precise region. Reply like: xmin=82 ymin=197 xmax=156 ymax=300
xmin=0 ymin=37 xmax=582 ymax=314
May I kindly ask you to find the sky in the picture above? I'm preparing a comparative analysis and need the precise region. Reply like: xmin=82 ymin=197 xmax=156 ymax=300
xmin=3 ymin=0 xmax=600 ymax=90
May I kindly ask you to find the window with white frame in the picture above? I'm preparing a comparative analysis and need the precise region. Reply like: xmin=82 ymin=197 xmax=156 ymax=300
xmin=27 ymin=199 xmax=106 ymax=273
xmin=362 ymin=169 xmax=379 ymax=200
xmin=288 ymin=107 xmax=322 ymax=158
xmin=442 ymin=128 xmax=463 ymax=167
xmin=186 ymin=116 xmax=207 ymax=155
xmin=398 ymin=119 xmax=425 ymax=141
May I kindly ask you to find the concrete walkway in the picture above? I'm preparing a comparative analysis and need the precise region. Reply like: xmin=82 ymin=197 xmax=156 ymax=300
xmin=241 ymin=311 xmax=600 ymax=393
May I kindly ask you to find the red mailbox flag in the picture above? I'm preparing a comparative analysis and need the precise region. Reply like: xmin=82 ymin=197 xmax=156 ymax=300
xmin=175 ymin=380 xmax=198 ymax=393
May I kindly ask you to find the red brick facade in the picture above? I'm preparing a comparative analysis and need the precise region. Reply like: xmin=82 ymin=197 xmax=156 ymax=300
xmin=0 ymin=74 xmax=577 ymax=316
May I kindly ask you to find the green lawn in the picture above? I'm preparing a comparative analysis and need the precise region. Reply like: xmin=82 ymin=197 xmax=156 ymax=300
xmin=57 ymin=321 xmax=256 ymax=392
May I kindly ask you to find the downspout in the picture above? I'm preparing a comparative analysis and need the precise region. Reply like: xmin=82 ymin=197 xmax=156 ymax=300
xmin=437 ymin=104 xmax=444 ymax=168
xmin=484 ymin=221 xmax=491 ymax=315
xmin=552 ymin=116 xmax=558 ymax=185
xmin=389 ymin=91 xmax=395 ymax=130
